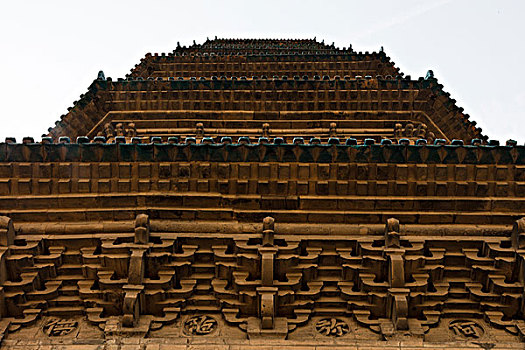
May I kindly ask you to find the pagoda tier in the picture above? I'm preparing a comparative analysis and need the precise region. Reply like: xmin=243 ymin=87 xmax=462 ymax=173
xmin=129 ymin=52 xmax=400 ymax=80
xmin=176 ymin=37 xmax=340 ymax=55
xmin=47 ymin=76 xmax=482 ymax=144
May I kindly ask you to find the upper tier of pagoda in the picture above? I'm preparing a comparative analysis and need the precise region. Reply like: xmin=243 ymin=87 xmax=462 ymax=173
xmin=129 ymin=37 xmax=400 ymax=79
xmin=129 ymin=52 xmax=400 ymax=79
xmin=45 ymin=38 xmax=486 ymax=145
xmin=175 ymin=37 xmax=341 ymax=54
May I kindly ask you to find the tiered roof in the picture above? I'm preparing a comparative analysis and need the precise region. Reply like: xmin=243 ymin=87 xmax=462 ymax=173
xmin=46 ymin=38 xmax=484 ymax=145
xmin=180 ymin=37 xmax=339 ymax=54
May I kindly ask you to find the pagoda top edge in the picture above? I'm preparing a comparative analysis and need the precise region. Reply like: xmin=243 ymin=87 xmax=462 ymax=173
xmin=174 ymin=37 xmax=345 ymax=52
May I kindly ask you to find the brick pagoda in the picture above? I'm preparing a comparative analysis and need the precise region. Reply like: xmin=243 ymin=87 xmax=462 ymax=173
xmin=0 ymin=38 xmax=524 ymax=349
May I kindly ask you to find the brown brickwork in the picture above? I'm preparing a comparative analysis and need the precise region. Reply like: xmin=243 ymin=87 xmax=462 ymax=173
xmin=0 ymin=38 xmax=520 ymax=349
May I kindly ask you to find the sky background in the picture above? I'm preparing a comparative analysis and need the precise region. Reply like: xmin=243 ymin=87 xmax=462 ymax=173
xmin=1 ymin=0 xmax=523 ymax=142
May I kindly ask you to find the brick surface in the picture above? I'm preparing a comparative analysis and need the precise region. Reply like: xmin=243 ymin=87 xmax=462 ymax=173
xmin=1 ymin=37 xmax=524 ymax=350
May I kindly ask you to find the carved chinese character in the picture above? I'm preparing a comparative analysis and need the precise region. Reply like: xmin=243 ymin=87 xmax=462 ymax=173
xmin=183 ymin=315 xmax=218 ymax=335
xmin=43 ymin=318 xmax=78 ymax=336
xmin=449 ymin=320 xmax=484 ymax=339
xmin=315 ymin=318 xmax=350 ymax=337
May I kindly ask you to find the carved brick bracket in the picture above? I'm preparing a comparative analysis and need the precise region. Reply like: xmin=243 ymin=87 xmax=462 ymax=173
xmin=0 ymin=214 xmax=523 ymax=343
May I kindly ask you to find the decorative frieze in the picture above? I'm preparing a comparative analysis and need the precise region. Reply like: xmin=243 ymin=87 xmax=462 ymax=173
xmin=0 ymin=214 xmax=523 ymax=343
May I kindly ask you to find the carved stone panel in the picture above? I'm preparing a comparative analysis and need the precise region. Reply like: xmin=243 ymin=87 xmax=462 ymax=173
xmin=448 ymin=320 xmax=484 ymax=340
xmin=316 ymin=318 xmax=350 ymax=337
xmin=42 ymin=318 xmax=78 ymax=337
xmin=183 ymin=315 xmax=218 ymax=336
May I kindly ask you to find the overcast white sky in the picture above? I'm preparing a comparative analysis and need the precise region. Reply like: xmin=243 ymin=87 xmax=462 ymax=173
xmin=1 ymin=0 xmax=523 ymax=142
